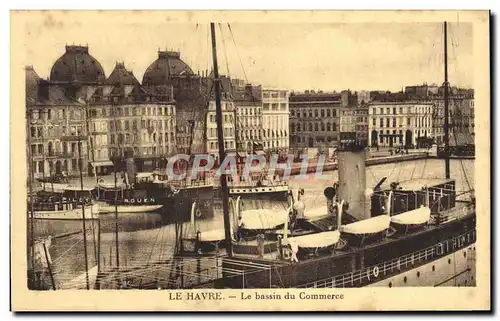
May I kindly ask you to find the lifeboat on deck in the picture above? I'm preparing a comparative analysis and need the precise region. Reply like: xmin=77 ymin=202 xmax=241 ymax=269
xmin=340 ymin=215 xmax=391 ymax=235
xmin=287 ymin=230 xmax=341 ymax=249
xmin=390 ymin=206 xmax=431 ymax=231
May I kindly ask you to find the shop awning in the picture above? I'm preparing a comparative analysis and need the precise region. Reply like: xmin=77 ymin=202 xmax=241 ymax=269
xmin=237 ymin=152 xmax=247 ymax=158
xmin=255 ymin=150 xmax=266 ymax=156
xmin=91 ymin=160 xmax=114 ymax=167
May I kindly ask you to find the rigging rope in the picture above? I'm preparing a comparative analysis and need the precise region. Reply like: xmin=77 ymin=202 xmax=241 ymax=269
xmin=227 ymin=23 xmax=249 ymax=83
xmin=218 ymin=24 xmax=231 ymax=78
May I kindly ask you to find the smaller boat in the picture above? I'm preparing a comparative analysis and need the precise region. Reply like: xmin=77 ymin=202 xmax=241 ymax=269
xmin=30 ymin=185 xmax=100 ymax=220
xmin=29 ymin=197 xmax=99 ymax=220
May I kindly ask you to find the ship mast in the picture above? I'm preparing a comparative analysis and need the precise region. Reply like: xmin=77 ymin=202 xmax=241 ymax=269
xmin=210 ymin=23 xmax=233 ymax=256
xmin=443 ymin=21 xmax=451 ymax=179
xmin=26 ymin=108 xmax=35 ymax=283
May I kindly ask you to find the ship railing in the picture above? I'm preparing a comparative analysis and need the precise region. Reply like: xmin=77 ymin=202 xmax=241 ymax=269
xmin=96 ymin=255 xmax=269 ymax=289
xmin=167 ymin=178 xmax=213 ymax=189
xmin=298 ymin=230 xmax=475 ymax=289
xmin=226 ymin=181 xmax=289 ymax=188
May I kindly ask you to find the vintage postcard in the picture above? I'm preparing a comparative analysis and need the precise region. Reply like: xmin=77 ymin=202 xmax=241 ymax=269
xmin=10 ymin=10 xmax=490 ymax=311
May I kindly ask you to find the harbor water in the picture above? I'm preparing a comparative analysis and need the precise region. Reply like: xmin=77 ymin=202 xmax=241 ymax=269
xmin=33 ymin=159 xmax=475 ymax=288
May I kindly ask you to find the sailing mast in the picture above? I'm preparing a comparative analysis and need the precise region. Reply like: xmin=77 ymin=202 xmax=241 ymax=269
xmin=75 ymin=124 xmax=90 ymax=290
xmin=112 ymin=101 xmax=120 ymax=270
xmin=210 ymin=23 xmax=233 ymax=256
xmin=443 ymin=21 xmax=451 ymax=179
xmin=26 ymin=108 xmax=35 ymax=284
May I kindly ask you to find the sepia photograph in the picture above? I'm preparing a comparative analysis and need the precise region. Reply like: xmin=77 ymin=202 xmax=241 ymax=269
xmin=10 ymin=10 xmax=490 ymax=311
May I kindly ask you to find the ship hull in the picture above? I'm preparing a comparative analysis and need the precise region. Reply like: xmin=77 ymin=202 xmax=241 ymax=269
xmin=33 ymin=204 xmax=100 ymax=220
xmin=215 ymin=214 xmax=475 ymax=288
xmin=172 ymin=185 xmax=215 ymax=221
xmin=366 ymin=243 xmax=476 ymax=287
xmin=98 ymin=204 xmax=163 ymax=214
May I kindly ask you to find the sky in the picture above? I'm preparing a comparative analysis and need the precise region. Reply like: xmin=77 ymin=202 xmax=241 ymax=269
xmin=23 ymin=18 xmax=473 ymax=92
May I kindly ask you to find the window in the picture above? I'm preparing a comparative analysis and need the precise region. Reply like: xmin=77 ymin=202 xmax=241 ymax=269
xmin=321 ymin=109 xmax=325 ymax=117
xmin=380 ymin=108 xmax=383 ymax=115
xmin=309 ymin=110 xmax=313 ymax=117
xmin=291 ymin=123 xmax=295 ymax=132
xmin=333 ymin=110 xmax=337 ymax=117
xmin=407 ymin=117 xmax=411 ymax=125
xmin=380 ymin=118 xmax=384 ymax=127
xmin=280 ymin=103 xmax=286 ymax=110
xmin=386 ymin=108 xmax=390 ymax=114
xmin=373 ymin=118 xmax=376 ymax=126
xmin=332 ymin=123 xmax=337 ymax=131
xmin=297 ymin=124 xmax=301 ymax=131
xmin=393 ymin=107 xmax=396 ymax=114
xmin=309 ymin=123 xmax=313 ymax=131
xmin=327 ymin=123 xmax=331 ymax=131
xmin=393 ymin=118 xmax=396 ymax=127
xmin=321 ymin=123 xmax=325 ymax=131
xmin=110 ymin=134 xmax=115 ymax=144
xmin=291 ymin=110 xmax=295 ymax=117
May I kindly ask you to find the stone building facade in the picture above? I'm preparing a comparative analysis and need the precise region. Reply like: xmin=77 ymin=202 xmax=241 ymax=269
xmin=262 ymin=89 xmax=290 ymax=151
xmin=368 ymin=102 xmax=434 ymax=148
xmin=26 ymin=45 xmax=179 ymax=178
xmin=289 ymin=91 xmax=340 ymax=149
xmin=232 ymin=82 xmax=263 ymax=154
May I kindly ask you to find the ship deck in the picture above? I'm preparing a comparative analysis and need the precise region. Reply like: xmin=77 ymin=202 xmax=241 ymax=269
xmin=230 ymin=201 xmax=473 ymax=266
xmin=381 ymin=178 xmax=454 ymax=191
xmin=95 ymin=202 xmax=474 ymax=289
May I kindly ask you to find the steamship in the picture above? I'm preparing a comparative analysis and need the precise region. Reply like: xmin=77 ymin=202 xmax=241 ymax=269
xmin=95 ymin=22 xmax=476 ymax=290
xmin=96 ymin=156 xmax=214 ymax=220
xmin=176 ymin=21 xmax=476 ymax=289
xmin=96 ymin=157 xmax=175 ymax=214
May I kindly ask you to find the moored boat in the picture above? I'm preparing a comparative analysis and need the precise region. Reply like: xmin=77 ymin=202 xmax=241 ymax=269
xmin=30 ymin=197 xmax=99 ymax=220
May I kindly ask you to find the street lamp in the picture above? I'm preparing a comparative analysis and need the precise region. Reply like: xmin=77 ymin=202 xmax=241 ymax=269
xmin=70 ymin=126 xmax=90 ymax=290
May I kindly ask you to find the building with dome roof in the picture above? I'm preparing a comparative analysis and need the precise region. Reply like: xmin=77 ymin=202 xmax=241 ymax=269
xmin=50 ymin=45 xmax=106 ymax=85
xmin=26 ymin=45 xmax=277 ymax=178
xmin=26 ymin=46 xmax=178 ymax=178
xmin=142 ymin=50 xmax=194 ymax=86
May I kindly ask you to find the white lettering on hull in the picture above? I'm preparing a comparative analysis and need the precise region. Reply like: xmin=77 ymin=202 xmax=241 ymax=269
xmin=123 ymin=198 xmax=156 ymax=204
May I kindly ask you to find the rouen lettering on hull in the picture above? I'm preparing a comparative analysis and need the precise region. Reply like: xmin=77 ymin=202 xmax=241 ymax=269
xmin=123 ymin=198 xmax=156 ymax=204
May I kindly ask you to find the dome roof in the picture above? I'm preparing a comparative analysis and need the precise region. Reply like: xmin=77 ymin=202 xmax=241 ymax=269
xmin=105 ymin=62 xmax=139 ymax=86
xmin=142 ymin=50 xmax=194 ymax=85
xmin=50 ymin=45 xmax=105 ymax=84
